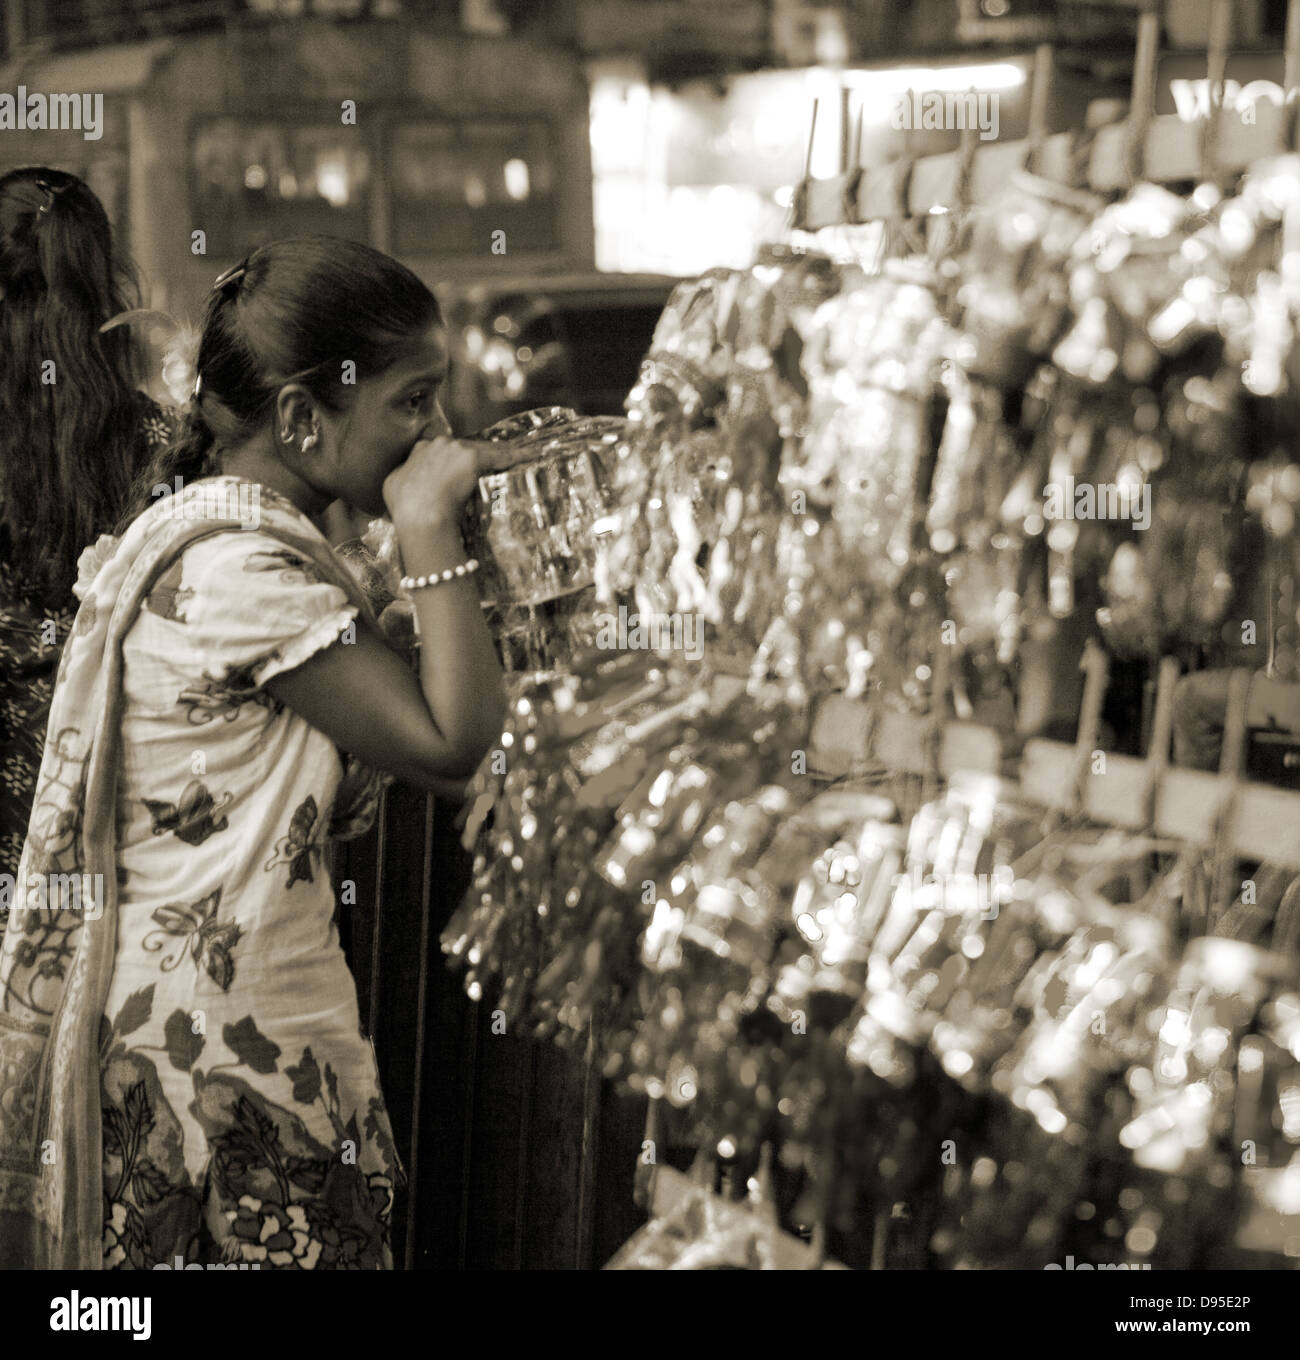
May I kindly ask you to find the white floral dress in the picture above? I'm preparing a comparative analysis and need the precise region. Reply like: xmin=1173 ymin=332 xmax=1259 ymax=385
xmin=93 ymin=486 xmax=402 ymax=1269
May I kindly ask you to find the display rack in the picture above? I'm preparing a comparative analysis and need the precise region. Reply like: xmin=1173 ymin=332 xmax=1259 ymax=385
xmin=641 ymin=644 xmax=1300 ymax=1264
xmin=630 ymin=0 xmax=1300 ymax=1262
xmin=782 ymin=0 xmax=1300 ymax=876
xmin=805 ymin=646 xmax=1300 ymax=873
xmin=792 ymin=0 xmax=1300 ymax=230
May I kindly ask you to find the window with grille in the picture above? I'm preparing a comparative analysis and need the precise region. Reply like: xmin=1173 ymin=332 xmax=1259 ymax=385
xmin=191 ymin=116 xmax=373 ymax=254
xmin=390 ymin=119 xmax=558 ymax=258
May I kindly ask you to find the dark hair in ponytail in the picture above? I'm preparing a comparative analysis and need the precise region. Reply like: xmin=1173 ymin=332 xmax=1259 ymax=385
xmin=0 ymin=166 xmax=147 ymax=607
xmin=124 ymin=235 xmax=441 ymax=523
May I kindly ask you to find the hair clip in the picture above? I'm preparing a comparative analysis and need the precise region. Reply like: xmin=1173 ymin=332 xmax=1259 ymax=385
xmin=33 ymin=178 xmax=66 ymax=216
xmin=211 ymin=262 xmax=248 ymax=295
xmin=193 ymin=373 xmax=203 ymax=401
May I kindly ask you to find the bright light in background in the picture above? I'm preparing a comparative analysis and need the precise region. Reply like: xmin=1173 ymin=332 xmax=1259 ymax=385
xmin=244 ymin=164 xmax=267 ymax=191
xmin=589 ymin=73 xmax=653 ymax=175
xmin=847 ymin=63 xmax=1027 ymax=124
xmin=840 ymin=63 xmax=1027 ymax=93
xmin=316 ymin=158 xmax=349 ymax=207
xmin=503 ymin=158 xmax=530 ymax=201
xmin=590 ymin=61 xmax=1027 ymax=276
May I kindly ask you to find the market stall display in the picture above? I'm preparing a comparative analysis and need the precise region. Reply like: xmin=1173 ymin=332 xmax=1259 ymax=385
xmin=359 ymin=407 xmax=631 ymax=671
xmin=436 ymin=15 xmax=1300 ymax=1271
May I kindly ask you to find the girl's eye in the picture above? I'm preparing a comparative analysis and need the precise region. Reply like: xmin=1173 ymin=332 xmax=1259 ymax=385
xmin=407 ymin=391 xmax=428 ymax=412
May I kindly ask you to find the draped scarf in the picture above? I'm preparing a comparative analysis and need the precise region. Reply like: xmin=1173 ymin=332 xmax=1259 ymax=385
xmin=0 ymin=479 xmax=384 ymax=1268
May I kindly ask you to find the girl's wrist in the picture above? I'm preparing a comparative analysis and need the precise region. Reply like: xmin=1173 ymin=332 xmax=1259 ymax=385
xmin=393 ymin=517 xmax=472 ymax=578
xmin=390 ymin=505 xmax=461 ymax=535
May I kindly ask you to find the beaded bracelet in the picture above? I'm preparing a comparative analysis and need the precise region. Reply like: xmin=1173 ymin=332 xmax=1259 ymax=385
xmin=400 ymin=559 xmax=481 ymax=593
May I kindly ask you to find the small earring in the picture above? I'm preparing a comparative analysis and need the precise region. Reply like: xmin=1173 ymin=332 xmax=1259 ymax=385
xmin=280 ymin=426 xmax=294 ymax=444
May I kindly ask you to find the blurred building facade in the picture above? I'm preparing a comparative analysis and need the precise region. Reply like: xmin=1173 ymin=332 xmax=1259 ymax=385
xmin=2 ymin=6 xmax=593 ymax=313
xmin=3 ymin=1 xmax=1284 ymax=297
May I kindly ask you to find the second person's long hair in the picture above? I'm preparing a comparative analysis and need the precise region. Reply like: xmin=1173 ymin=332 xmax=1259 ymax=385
xmin=0 ymin=167 xmax=147 ymax=607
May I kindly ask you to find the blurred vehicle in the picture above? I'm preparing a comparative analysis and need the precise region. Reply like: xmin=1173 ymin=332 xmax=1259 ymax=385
xmin=436 ymin=272 xmax=677 ymax=434
xmin=1 ymin=18 xmax=599 ymax=322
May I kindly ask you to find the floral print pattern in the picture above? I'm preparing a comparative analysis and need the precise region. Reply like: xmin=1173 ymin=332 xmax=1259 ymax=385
xmin=142 ymin=780 xmax=233 ymax=847
xmin=0 ymin=475 xmax=393 ymax=1269
xmin=99 ymin=986 xmax=399 ymax=1269
xmin=142 ymin=888 xmax=243 ymax=991
xmin=243 ymin=548 xmax=316 ymax=585
xmin=1 ymin=729 xmax=89 ymax=1019
xmin=91 ymin=490 xmax=398 ymax=1267
xmin=177 ymin=660 xmax=280 ymax=726
xmin=264 ymin=796 xmax=327 ymax=889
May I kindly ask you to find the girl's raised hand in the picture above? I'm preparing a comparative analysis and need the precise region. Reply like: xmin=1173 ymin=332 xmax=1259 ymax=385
xmin=382 ymin=436 xmax=482 ymax=529
xmin=382 ymin=437 xmax=543 ymax=530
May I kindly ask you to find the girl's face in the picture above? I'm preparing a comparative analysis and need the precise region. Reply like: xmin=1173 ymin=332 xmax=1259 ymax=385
xmin=314 ymin=325 xmax=452 ymax=516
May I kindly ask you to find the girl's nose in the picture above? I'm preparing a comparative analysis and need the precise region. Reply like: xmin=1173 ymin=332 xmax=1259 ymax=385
xmin=422 ymin=402 xmax=452 ymax=440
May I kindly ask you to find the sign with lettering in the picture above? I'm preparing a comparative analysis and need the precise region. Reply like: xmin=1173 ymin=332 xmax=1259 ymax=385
xmin=1156 ymin=52 xmax=1293 ymax=123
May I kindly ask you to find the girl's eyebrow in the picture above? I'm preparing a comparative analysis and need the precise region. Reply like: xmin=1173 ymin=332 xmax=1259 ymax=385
xmin=397 ymin=367 xmax=448 ymax=392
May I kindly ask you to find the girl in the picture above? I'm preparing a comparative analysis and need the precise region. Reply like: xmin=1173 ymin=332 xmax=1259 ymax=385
xmin=0 ymin=167 xmax=175 ymax=878
xmin=0 ymin=236 xmax=508 ymax=1269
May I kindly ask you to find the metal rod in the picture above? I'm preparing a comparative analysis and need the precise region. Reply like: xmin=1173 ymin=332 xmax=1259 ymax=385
xmin=402 ymin=791 xmax=438 ymax=1270
xmin=1028 ymin=44 xmax=1055 ymax=174
xmin=1070 ymin=641 xmax=1111 ymax=816
xmin=634 ymin=1097 xmax=660 ymax=1208
xmin=954 ymin=124 xmax=980 ymax=214
xmin=1077 ymin=640 xmax=1111 ymax=760
xmin=1210 ymin=668 xmax=1254 ymax=925
xmin=367 ymin=786 xmax=387 ymax=1043
xmin=1146 ymin=657 xmax=1181 ymax=772
xmin=1136 ymin=656 xmax=1182 ymax=883
xmin=457 ymin=990 xmax=480 ymax=1270
xmin=1219 ymin=668 xmax=1252 ymax=780
xmin=1284 ymin=0 xmax=1300 ymax=150
xmin=512 ymin=1039 xmax=536 ymax=1269
xmin=840 ymin=83 xmax=853 ymax=175
xmin=803 ymin=98 xmax=820 ymax=181
xmin=574 ymin=1018 xmax=603 ymax=1268
xmin=1124 ymin=2 xmax=1162 ymax=188
xmin=1200 ymin=0 xmax=1234 ymax=183
xmin=870 ymin=1206 xmax=890 ymax=1269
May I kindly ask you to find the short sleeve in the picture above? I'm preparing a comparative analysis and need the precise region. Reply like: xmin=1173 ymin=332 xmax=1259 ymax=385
xmin=179 ymin=530 xmax=358 ymax=689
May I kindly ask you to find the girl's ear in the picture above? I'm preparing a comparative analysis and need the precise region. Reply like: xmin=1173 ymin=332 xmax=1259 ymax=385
xmin=274 ymin=383 xmax=318 ymax=447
